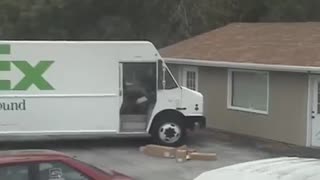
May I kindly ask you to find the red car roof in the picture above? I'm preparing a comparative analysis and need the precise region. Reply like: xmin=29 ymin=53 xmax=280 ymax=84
xmin=0 ymin=149 xmax=72 ymax=164
xmin=0 ymin=149 xmax=132 ymax=179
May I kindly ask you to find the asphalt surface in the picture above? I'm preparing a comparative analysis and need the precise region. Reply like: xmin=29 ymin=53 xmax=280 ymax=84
xmin=1 ymin=129 xmax=319 ymax=180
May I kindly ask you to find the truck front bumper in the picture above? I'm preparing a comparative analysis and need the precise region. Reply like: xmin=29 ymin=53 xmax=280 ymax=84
xmin=185 ymin=116 xmax=206 ymax=130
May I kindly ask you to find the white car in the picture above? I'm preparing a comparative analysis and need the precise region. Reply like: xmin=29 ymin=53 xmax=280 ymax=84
xmin=195 ymin=157 xmax=320 ymax=180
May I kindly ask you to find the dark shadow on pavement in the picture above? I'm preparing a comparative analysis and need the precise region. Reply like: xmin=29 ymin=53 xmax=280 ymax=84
xmin=188 ymin=129 xmax=320 ymax=159
xmin=0 ymin=136 xmax=153 ymax=151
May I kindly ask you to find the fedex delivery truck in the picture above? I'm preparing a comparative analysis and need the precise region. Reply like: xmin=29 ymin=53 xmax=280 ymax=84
xmin=0 ymin=41 xmax=205 ymax=146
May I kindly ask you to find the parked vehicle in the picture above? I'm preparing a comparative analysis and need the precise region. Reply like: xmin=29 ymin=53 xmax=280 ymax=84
xmin=0 ymin=41 xmax=205 ymax=146
xmin=0 ymin=149 xmax=132 ymax=180
xmin=194 ymin=157 xmax=320 ymax=180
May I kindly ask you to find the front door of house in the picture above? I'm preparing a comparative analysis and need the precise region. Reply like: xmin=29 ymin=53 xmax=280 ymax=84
xmin=311 ymin=77 xmax=320 ymax=146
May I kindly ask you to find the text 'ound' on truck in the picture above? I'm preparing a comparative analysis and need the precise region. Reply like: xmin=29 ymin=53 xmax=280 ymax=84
xmin=0 ymin=41 xmax=205 ymax=146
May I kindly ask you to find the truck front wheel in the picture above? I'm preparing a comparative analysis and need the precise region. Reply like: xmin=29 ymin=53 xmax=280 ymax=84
xmin=151 ymin=117 xmax=186 ymax=147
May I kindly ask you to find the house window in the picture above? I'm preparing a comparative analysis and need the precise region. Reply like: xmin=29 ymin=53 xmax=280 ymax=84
xmin=228 ymin=69 xmax=269 ymax=114
xmin=183 ymin=66 xmax=198 ymax=91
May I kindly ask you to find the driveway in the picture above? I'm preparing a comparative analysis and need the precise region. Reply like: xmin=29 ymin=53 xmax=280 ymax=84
xmin=0 ymin=129 xmax=319 ymax=180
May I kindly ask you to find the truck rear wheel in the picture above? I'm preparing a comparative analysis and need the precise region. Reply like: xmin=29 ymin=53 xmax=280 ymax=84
xmin=151 ymin=117 xmax=186 ymax=147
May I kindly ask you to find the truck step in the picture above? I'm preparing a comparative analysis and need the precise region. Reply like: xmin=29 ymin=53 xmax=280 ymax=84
xmin=120 ymin=114 xmax=148 ymax=122
xmin=121 ymin=121 xmax=147 ymax=132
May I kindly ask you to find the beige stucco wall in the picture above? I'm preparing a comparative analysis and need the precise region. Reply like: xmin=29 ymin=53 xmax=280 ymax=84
xmin=198 ymin=67 xmax=309 ymax=146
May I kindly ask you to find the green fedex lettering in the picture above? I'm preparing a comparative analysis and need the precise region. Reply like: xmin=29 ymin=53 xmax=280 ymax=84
xmin=12 ymin=61 xmax=54 ymax=90
xmin=0 ymin=61 xmax=54 ymax=90
xmin=0 ymin=61 xmax=10 ymax=90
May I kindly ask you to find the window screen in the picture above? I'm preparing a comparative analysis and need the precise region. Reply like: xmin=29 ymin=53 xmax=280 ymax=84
xmin=231 ymin=71 xmax=268 ymax=112
xmin=186 ymin=71 xmax=196 ymax=90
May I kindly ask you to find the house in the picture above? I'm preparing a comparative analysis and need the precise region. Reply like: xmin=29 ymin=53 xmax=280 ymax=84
xmin=160 ymin=22 xmax=320 ymax=147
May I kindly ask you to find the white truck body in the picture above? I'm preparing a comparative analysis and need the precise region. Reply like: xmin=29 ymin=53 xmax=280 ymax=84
xmin=0 ymin=41 xmax=205 ymax=145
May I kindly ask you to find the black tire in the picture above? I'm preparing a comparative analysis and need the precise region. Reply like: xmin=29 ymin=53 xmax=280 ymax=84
xmin=150 ymin=116 xmax=186 ymax=147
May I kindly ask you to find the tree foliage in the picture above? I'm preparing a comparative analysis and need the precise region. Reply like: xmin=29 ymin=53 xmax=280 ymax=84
xmin=0 ymin=0 xmax=319 ymax=47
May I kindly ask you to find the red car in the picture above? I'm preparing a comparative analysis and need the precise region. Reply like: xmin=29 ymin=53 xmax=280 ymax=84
xmin=0 ymin=149 xmax=132 ymax=180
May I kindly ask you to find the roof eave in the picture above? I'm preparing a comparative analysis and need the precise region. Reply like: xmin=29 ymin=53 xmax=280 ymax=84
xmin=164 ymin=57 xmax=320 ymax=74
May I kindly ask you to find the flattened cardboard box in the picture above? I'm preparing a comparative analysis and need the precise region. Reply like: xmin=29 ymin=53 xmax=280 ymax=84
xmin=175 ymin=149 xmax=187 ymax=162
xmin=140 ymin=144 xmax=176 ymax=158
xmin=188 ymin=152 xmax=217 ymax=161
xmin=140 ymin=144 xmax=217 ymax=162
xmin=177 ymin=145 xmax=196 ymax=153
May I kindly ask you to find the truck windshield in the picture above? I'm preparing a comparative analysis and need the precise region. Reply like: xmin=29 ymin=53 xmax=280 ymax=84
xmin=158 ymin=60 xmax=179 ymax=90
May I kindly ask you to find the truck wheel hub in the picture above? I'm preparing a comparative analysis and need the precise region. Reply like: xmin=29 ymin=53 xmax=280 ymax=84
xmin=159 ymin=123 xmax=181 ymax=143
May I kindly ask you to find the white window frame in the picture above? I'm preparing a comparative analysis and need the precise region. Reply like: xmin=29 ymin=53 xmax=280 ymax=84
xmin=182 ymin=66 xmax=199 ymax=91
xmin=227 ymin=69 xmax=269 ymax=115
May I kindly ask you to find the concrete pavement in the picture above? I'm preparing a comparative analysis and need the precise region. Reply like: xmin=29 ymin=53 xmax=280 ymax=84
xmin=0 ymin=129 xmax=281 ymax=180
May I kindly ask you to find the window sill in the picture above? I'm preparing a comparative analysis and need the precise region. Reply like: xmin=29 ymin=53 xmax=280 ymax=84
xmin=227 ymin=106 xmax=268 ymax=115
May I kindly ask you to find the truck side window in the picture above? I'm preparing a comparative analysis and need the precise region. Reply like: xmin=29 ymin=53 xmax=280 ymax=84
xmin=165 ymin=68 xmax=178 ymax=89
xmin=158 ymin=60 xmax=178 ymax=90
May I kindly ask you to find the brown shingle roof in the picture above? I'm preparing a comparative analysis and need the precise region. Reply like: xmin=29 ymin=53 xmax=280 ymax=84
xmin=160 ymin=23 xmax=320 ymax=67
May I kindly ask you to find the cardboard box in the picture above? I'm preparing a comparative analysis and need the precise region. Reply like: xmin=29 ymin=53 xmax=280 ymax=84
xmin=177 ymin=145 xmax=196 ymax=153
xmin=177 ymin=145 xmax=188 ymax=150
xmin=175 ymin=149 xmax=187 ymax=163
xmin=140 ymin=144 xmax=176 ymax=158
xmin=188 ymin=152 xmax=217 ymax=161
xmin=187 ymin=148 xmax=197 ymax=153
xmin=140 ymin=144 xmax=217 ymax=162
